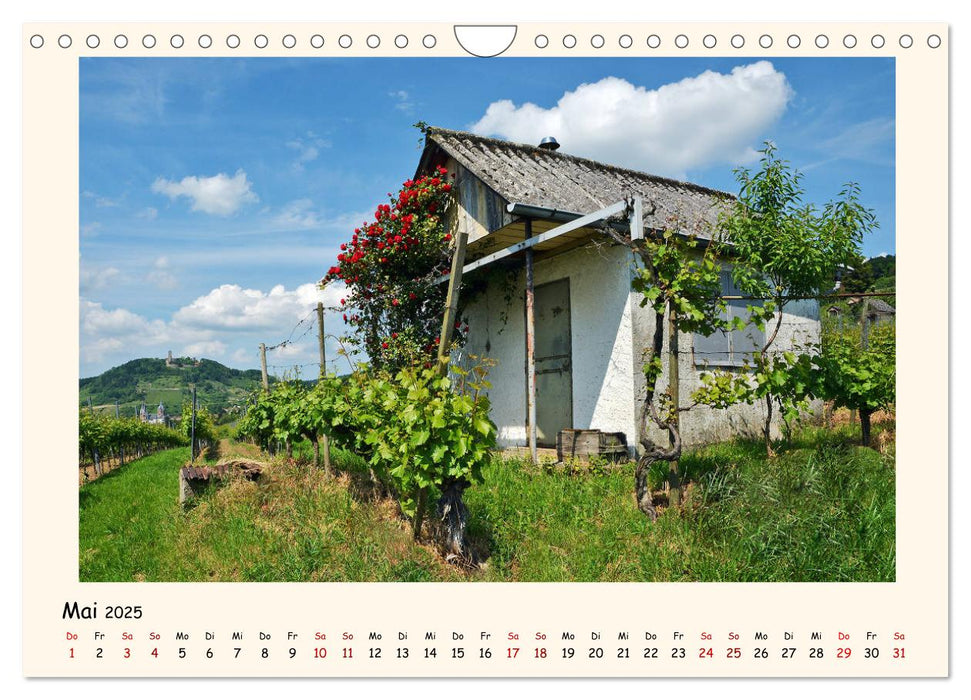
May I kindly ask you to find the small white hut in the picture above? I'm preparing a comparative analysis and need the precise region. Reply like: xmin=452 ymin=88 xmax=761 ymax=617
xmin=416 ymin=128 xmax=819 ymax=455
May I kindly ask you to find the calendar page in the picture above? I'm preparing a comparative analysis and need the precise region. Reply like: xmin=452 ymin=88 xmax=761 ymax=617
xmin=20 ymin=18 xmax=947 ymax=680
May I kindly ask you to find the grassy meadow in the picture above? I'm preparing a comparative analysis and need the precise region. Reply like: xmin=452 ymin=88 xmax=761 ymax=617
xmin=79 ymin=425 xmax=895 ymax=582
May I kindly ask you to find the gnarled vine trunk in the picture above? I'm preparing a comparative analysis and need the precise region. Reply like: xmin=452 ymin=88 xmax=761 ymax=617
xmin=633 ymin=304 xmax=684 ymax=520
xmin=436 ymin=478 xmax=471 ymax=560
xmin=860 ymin=408 xmax=872 ymax=447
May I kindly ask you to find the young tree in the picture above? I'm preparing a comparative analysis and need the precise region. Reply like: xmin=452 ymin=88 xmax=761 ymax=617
xmin=180 ymin=400 xmax=215 ymax=456
xmin=817 ymin=322 xmax=895 ymax=447
xmin=695 ymin=144 xmax=876 ymax=455
xmin=603 ymin=214 xmax=730 ymax=516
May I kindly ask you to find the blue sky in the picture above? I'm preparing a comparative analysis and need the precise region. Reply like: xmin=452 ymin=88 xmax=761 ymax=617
xmin=79 ymin=56 xmax=894 ymax=378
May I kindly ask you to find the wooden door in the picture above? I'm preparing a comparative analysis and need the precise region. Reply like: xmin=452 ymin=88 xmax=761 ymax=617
xmin=533 ymin=279 xmax=573 ymax=446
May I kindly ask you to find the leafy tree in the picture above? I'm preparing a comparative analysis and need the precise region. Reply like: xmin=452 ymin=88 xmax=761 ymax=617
xmin=840 ymin=253 xmax=874 ymax=293
xmin=817 ymin=323 xmax=895 ymax=446
xmin=235 ymin=391 xmax=276 ymax=453
xmin=180 ymin=400 xmax=215 ymax=457
xmin=868 ymin=254 xmax=896 ymax=282
xmin=695 ymin=144 xmax=876 ymax=455
xmin=350 ymin=364 xmax=496 ymax=547
xmin=263 ymin=378 xmax=344 ymax=469
xmin=79 ymin=410 xmax=186 ymax=477
xmin=234 ymin=363 xmax=497 ymax=554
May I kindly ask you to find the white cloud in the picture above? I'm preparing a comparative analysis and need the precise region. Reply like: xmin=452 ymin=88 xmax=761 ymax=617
xmin=80 ymin=299 xmax=171 ymax=364
xmin=273 ymin=343 xmax=305 ymax=359
xmin=137 ymin=206 xmax=158 ymax=220
xmin=172 ymin=282 xmax=345 ymax=332
xmin=470 ymin=61 xmax=792 ymax=177
xmin=274 ymin=199 xmax=320 ymax=229
xmin=183 ymin=340 xmax=227 ymax=357
xmin=147 ymin=256 xmax=178 ymax=290
xmin=80 ymin=263 xmax=120 ymax=293
xmin=151 ymin=169 xmax=258 ymax=216
xmin=818 ymin=117 xmax=894 ymax=166
xmin=80 ymin=282 xmax=352 ymax=376
xmin=389 ymin=90 xmax=414 ymax=113
xmin=82 ymin=190 xmax=120 ymax=208
xmin=286 ymin=132 xmax=330 ymax=170
xmin=80 ymin=222 xmax=102 ymax=238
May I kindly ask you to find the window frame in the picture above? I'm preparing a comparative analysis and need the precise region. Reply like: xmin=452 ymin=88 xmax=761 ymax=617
xmin=692 ymin=268 xmax=767 ymax=369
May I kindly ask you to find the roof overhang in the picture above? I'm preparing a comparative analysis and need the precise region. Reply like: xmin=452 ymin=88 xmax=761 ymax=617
xmin=435 ymin=198 xmax=639 ymax=284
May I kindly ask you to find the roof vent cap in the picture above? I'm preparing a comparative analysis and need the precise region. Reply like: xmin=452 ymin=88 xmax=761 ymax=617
xmin=538 ymin=136 xmax=560 ymax=151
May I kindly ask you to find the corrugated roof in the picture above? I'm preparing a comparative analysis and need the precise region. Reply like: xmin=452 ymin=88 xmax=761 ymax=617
xmin=867 ymin=298 xmax=896 ymax=315
xmin=419 ymin=127 xmax=733 ymax=236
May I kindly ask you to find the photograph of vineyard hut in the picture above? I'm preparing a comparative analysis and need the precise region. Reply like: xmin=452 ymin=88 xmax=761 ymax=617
xmin=79 ymin=58 xmax=895 ymax=583
xmin=421 ymin=128 xmax=874 ymax=516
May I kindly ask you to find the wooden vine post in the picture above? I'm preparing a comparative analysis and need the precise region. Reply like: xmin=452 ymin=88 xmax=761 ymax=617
xmin=524 ymin=218 xmax=538 ymax=465
xmin=422 ymin=220 xmax=468 ymax=542
xmin=667 ymin=305 xmax=681 ymax=505
xmin=189 ymin=386 xmax=197 ymax=464
xmin=316 ymin=301 xmax=332 ymax=472
xmin=259 ymin=343 xmax=269 ymax=392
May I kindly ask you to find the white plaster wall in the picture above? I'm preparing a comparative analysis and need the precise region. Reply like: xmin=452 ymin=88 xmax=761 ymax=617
xmin=630 ymin=288 xmax=822 ymax=448
xmin=455 ymin=241 xmax=637 ymax=449
xmin=457 ymin=244 xmax=821 ymax=452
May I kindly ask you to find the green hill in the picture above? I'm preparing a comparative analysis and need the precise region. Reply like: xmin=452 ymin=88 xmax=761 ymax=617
xmin=79 ymin=357 xmax=272 ymax=421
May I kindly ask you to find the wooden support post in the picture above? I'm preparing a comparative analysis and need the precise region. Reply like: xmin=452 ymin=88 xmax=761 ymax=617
xmin=436 ymin=226 xmax=469 ymax=375
xmin=667 ymin=305 xmax=681 ymax=506
xmin=861 ymin=298 xmax=871 ymax=349
xmin=317 ymin=302 xmax=326 ymax=378
xmin=190 ymin=386 xmax=197 ymax=464
xmin=259 ymin=343 xmax=269 ymax=392
xmin=629 ymin=196 xmax=644 ymax=240
xmin=524 ymin=218 xmax=538 ymax=465
xmin=316 ymin=301 xmax=331 ymax=472
xmin=859 ymin=298 xmax=871 ymax=446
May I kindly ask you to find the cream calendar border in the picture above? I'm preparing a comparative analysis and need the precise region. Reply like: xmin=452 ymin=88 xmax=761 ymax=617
xmin=22 ymin=22 xmax=948 ymax=678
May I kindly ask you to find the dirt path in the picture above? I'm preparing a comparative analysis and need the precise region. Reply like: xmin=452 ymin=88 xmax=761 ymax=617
xmin=217 ymin=438 xmax=262 ymax=459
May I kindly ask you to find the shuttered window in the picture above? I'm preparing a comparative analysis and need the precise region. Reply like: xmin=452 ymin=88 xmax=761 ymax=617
xmin=693 ymin=270 xmax=766 ymax=367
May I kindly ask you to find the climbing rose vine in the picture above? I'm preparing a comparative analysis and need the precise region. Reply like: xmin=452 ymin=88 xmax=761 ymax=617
xmin=324 ymin=166 xmax=467 ymax=370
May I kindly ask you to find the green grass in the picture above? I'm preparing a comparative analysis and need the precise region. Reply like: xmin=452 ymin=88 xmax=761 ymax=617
xmin=79 ymin=426 xmax=894 ymax=582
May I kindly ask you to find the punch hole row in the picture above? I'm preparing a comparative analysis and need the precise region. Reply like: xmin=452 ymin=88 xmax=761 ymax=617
xmin=30 ymin=31 xmax=943 ymax=51
xmin=29 ymin=32 xmax=441 ymax=51
xmin=528 ymin=32 xmax=942 ymax=51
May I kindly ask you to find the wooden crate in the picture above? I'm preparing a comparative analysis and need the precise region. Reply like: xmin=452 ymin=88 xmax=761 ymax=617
xmin=556 ymin=429 xmax=628 ymax=463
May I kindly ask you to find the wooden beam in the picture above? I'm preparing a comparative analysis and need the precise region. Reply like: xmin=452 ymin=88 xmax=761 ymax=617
xmin=436 ymin=225 xmax=469 ymax=374
xmin=629 ymin=196 xmax=644 ymax=240
xmin=524 ymin=219 xmax=537 ymax=465
xmin=433 ymin=199 xmax=629 ymax=284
